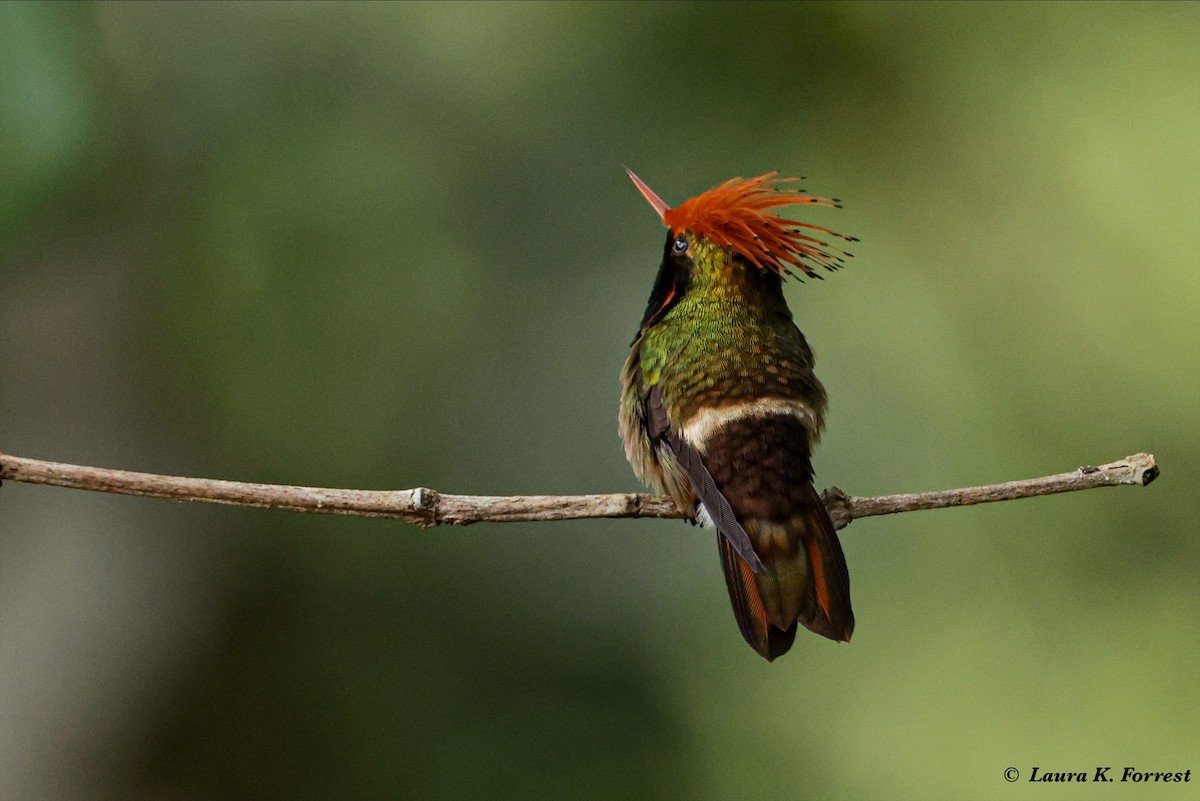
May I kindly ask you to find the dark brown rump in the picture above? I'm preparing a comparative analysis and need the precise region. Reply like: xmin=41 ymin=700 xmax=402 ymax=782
xmin=702 ymin=413 xmax=817 ymax=522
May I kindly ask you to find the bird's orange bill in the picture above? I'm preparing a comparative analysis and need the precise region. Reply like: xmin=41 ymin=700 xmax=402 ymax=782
xmin=625 ymin=168 xmax=670 ymax=221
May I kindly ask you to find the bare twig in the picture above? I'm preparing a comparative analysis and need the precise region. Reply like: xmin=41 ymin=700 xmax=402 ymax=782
xmin=0 ymin=451 xmax=1157 ymax=529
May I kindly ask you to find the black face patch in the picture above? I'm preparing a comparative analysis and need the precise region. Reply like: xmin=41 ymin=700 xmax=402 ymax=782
xmin=636 ymin=231 xmax=693 ymax=333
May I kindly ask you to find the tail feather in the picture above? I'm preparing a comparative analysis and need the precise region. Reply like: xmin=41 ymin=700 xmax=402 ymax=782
xmin=795 ymin=484 xmax=854 ymax=642
xmin=718 ymin=486 xmax=853 ymax=660
xmin=719 ymin=536 xmax=798 ymax=661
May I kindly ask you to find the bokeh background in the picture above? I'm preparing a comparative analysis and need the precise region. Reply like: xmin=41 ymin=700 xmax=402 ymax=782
xmin=2 ymin=2 xmax=1197 ymax=800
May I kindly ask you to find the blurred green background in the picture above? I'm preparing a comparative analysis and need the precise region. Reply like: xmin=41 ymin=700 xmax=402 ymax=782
xmin=1 ymin=2 xmax=1197 ymax=800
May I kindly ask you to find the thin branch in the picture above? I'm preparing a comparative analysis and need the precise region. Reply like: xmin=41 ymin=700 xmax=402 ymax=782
xmin=0 ymin=451 xmax=1157 ymax=530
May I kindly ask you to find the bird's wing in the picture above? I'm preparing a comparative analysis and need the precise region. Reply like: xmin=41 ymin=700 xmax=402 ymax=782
xmin=646 ymin=384 xmax=766 ymax=574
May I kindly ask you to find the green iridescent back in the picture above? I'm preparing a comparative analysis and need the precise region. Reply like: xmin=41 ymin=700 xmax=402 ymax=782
xmin=636 ymin=240 xmax=827 ymax=432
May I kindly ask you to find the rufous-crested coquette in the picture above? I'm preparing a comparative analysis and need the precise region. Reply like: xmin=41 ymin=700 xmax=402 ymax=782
xmin=619 ymin=169 xmax=857 ymax=661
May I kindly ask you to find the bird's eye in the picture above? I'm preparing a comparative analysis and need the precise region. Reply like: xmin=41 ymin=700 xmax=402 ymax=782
xmin=672 ymin=234 xmax=688 ymax=255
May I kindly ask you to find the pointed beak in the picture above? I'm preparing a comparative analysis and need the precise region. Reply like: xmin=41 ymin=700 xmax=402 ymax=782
xmin=625 ymin=168 xmax=670 ymax=223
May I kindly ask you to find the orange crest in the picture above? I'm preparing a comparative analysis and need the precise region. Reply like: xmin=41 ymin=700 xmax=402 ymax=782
xmin=626 ymin=169 xmax=857 ymax=280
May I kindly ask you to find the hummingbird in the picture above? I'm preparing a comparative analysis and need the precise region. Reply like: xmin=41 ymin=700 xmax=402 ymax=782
xmin=619 ymin=169 xmax=856 ymax=661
